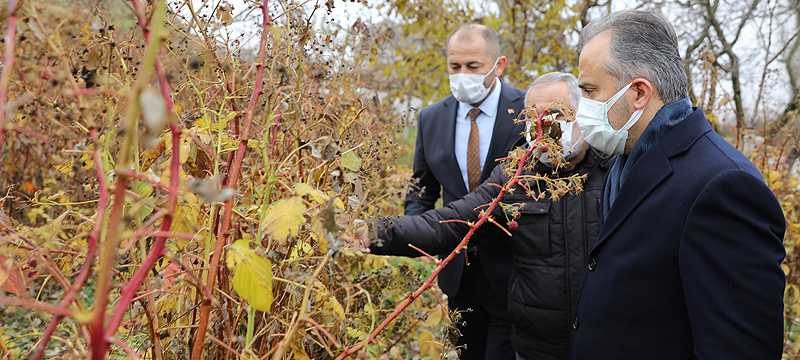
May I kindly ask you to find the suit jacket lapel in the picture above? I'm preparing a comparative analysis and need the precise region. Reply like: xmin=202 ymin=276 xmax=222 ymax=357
xmin=590 ymin=108 xmax=712 ymax=253
xmin=481 ymin=82 xmax=524 ymax=181
xmin=441 ymin=96 xmax=468 ymax=196
xmin=591 ymin=147 xmax=673 ymax=253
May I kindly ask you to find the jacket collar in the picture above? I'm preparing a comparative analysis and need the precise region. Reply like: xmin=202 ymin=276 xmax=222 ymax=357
xmin=592 ymin=108 xmax=712 ymax=254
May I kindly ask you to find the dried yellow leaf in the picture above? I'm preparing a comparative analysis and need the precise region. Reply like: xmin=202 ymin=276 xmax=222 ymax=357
xmin=227 ymin=240 xmax=274 ymax=312
xmin=340 ymin=150 xmax=361 ymax=172
xmin=260 ymin=197 xmax=307 ymax=244
xmin=294 ymin=183 xmax=328 ymax=203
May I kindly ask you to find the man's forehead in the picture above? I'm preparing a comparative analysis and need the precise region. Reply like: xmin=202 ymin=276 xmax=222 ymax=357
xmin=447 ymin=35 xmax=488 ymax=58
xmin=447 ymin=56 xmax=486 ymax=64
xmin=578 ymin=32 xmax=611 ymax=75
xmin=578 ymin=55 xmax=602 ymax=86
xmin=525 ymin=82 xmax=570 ymax=105
xmin=448 ymin=30 xmax=486 ymax=47
xmin=447 ymin=47 xmax=487 ymax=58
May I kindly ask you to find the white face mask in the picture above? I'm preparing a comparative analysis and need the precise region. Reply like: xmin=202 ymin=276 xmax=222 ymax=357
xmin=449 ymin=59 xmax=499 ymax=105
xmin=576 ymin=82 xmax=643 ymax=156
xmin=526 ymin=113 xmax=579 ymax=165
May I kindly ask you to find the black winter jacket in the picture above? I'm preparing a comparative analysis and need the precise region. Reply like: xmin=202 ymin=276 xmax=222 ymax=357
xmin=371 ymin=149 xmax=609 ymax=359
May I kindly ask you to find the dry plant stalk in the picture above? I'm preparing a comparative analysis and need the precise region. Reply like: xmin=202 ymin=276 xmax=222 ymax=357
xmin=0 ymin=0 xmax=20 ymax=155
xmin=191 ymin=1 xmax=271 ymax=358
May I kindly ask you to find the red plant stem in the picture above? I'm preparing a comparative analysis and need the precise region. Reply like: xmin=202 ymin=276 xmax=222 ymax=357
xmin=88 ymin=175 xmax=128 ymax=359
xmin=105 ymin=126 xmax=179 ymax=338
xmin=102 ymin=0 xmax=181 ymax=339
xmin=191 ymin=2 xmax=270 ymax=358
xmin=29 ymin=130 xmax=109 ymax=360
xmin=306 ymin=317 xmax=341 ymax=349
xmin=407 ymin=243 xmax=439 ymax=263
xmin=335 ymin=111 xmax=548 ymax=359
xmin=0 ymin=296 xmax=74 ymax=316
xmin=0 ymin=0 xmax=20 ymax=156
xmin=107 ymin=336 xmax=140 ymax=360
xmin=88 ymin=2 xmax=167 ymax=358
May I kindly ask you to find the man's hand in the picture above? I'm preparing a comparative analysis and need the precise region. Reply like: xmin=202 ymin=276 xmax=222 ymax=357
xmin=340 ymin=219 xmax=373 ymax=252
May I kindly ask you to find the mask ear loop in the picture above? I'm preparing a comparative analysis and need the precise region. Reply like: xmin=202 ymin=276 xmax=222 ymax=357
xmin=604 ymin=82 xmax=634 ymax=108
xmin=604 ymin=82 xmax=643 ymax=133
xmin=619 ymin=109 xmax=644 ymax=133
xmin=617 ymin=82 xmax=646 ymax=133
xmin=482 ymin=58 xmax=500 ymax=88
xmin=560 ymin=121 xmax=574 ymax=153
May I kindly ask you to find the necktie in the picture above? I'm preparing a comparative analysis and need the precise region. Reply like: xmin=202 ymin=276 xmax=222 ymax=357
xmin=467 ymin=107 xmax=482 ymax=191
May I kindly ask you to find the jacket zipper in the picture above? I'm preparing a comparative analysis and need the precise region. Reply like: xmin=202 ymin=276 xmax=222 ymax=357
xmin=578 ymin=178 xmax=589 ymax=322
xmin=563 ymin=198 xmax=571 ymax=323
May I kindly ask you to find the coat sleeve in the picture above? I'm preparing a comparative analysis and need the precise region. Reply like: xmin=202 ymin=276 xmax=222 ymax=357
xmin=403 ymin=110 xmax=440 ymax=216
xmin=371 ymin=166 xmax=506 ymax=257
xmin=679 ymin=169 xmax=786 ymax=359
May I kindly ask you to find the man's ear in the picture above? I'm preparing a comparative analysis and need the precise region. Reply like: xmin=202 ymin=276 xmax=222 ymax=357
xmin=495 ymin=56 xmax=508 ymax=77
xmin=630 ymin=78 xmax=655 ymax=110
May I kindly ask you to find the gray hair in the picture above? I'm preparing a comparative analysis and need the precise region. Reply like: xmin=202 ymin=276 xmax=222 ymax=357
xmin=579 ymin=10 xmax=688 ymax=103
xmin=527 ymin=72 xmax=581 ymax=108
xmin=446 ymin=23 xmax=501 ymax=59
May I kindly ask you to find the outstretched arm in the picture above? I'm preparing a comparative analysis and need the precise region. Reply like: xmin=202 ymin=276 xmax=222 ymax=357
xmin=371 ymin=166 xmax=506 ymax=257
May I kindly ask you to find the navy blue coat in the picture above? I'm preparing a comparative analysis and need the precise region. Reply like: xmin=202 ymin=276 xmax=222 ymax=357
xmin=403 ymin=81 xmax=525 ymax=312
xmin=571 ymin=108 xmax=786 ymax=359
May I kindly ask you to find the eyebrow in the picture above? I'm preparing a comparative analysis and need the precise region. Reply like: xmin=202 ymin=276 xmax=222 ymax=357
xmin=450 ymin=61 xmax=484 ymax=67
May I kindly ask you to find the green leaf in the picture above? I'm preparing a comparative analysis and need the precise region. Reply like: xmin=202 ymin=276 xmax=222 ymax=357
xmin=131 ymin=180 xmax=154 ymax=198
xmin=130 ymin=180 xmax=155 ymax=225
xmin=227 ymin=240 xmax=274 ymax=312
xmin=260 ymin=197 xmax=307 ymax=244
xmin=340 ymin=150 xmax=361 ymax=172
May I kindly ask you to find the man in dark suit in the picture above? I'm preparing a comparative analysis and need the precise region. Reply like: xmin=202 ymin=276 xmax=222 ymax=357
xmin=571 ymin=10 xmax=786 ymax=359
xmin=400 ymin=23 xmax=524 ymax=359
